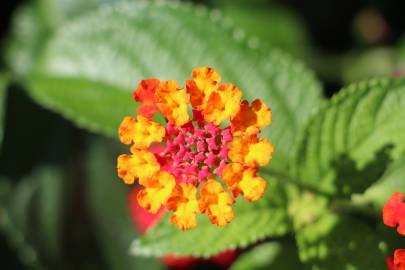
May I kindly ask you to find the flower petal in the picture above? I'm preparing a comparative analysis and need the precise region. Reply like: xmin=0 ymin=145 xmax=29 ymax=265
xmin=245 ymin=137 xmax=274 ymax=167
xmin=117 ymin=149 xmax=160 ymax=184
xmin=199 ymin=179 xmax=234 ymax=226
xmin=231 ymin=99 xmax=271 ymax=136
xmin=186 ymin=67 xmax=221 ymax=110
xmin=118 ymin=115 xmax=165 ymax=148
xmin=203 ymin=83 xmax=242 ymax=125
xmin=133 ymin=78 xmax=160 ymax=119
xmin=228 ymin=136 xmax=273 ymax=167
xmin=239 ymin=168 xmax=267 ymax=201
xmin=156 ymin=80 xmax=190 ymax=126
xmin=137 ymin=171 xmax=176 ymax=213
xmin=227 ymin=137 xmax=249 ymax=165
xmin=167 ymin=183 xmax=199 ymax=230
xmin=222 ymin=163 xmax=266 ymax=201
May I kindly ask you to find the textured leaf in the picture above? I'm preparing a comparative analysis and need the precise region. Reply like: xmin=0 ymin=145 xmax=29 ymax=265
xmin=292 ymin=78 xmax=405 ymax=195
xmin=0 ymin=74 xmax=8 ymax=150
xmin=353 ymin=154 xmax=405 ymax=210
xmin=230 ymin=240 xmax=302 ymax=270
xmin=28 ymin=75 xmax=136 ymax=135
xmin=216 ymin=1 xmax=310 ymax=57
xmin=5 ymin=0 xmax=125 ymax=76
xmin=130 ymin=175 xmax=289 ymax=258
xmin=296 ymin=213 xmax=386 ymax=270
xmin=85 ymin=138 xmax=163 ymax=270
xmin=28 ymin=1 xmax=322 ymax=171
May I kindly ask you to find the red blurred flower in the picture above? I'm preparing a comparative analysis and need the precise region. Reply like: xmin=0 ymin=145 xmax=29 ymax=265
xmin=128 ymin=186 xmax=238 ymax=269
xmin=383 ymin=192 xmax=405 ymax=270
xmin=387 ymin=250 xmax=405 ymax=270
xmin=383 ymin=192 xmax=405 ymax=236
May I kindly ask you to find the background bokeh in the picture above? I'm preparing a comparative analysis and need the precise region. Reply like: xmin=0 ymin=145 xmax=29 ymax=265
xmin=1 ymin=0 xmax=405 ymax=269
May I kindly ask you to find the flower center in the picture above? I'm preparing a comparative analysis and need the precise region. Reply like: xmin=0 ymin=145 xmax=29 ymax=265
xmin=161 ymin=121 xmax=233 ymax=184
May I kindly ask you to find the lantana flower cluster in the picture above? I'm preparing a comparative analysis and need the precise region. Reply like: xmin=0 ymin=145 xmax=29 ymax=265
xmin=383 ymin=192 xmax=405 ymax=270
xmin=117 ymin=67 xmax=273 ymax=230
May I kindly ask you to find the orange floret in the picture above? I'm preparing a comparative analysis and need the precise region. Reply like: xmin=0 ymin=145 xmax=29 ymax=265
xmin=133 ymin=78 xmax=160 ymax=119
xmin=117 ymin=148 xmax=160 ymax=184
xmin=228 ymin=136 xmax=273 ymax=167
xmin=203 ymin=83 xmax=242 ymax=125
xmin=118 ymin=115 xmax=165 ymax=148
xmin=199 ymin=179 xmax=234 ymax=226
xmin=231 ymin=99 xmax=271 ymax=136
xmin=222 ymin=163 xmax=266 ymax=201
xmin=156 ymin=80 xmax=190 ymax=126
xmin=186 ymin=67 xmax=221 ymax=110
xmin=167 ymin=183 xmax=199 ymax=230
xmin=137 ymin=171 xmax=176 ymax=214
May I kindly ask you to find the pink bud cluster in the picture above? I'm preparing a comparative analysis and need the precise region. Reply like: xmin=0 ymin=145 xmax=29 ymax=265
xmin=160 ymin=119 xmax=233 ymax=184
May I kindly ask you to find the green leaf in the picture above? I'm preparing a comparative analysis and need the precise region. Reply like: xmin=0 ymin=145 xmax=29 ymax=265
xmin=397 ymin=36 xmax=405 ymax=73
xmin=28 ymin=75 xmax=135 ymax=135
xmin=131 ymin=175 xmax=289 ymax=257
xmin=353 ymin=154 xmax=405 ymax=210
xmin=296 ymin=214 xmax=386 ymax=270
xmin=342 ymin=48 xmax=397 ymax=83
xmin=215 ymin=1 xmax=310 ymax=58
xmin=5 ymin=4 xmax=49 ymax=76
xmin=292 ymin=78 xmax=405 ymax=195
xmin=230 ymin=240 xmax=302 ymax=270
xmin=34 ymin=167 xmax=64 ymax=262
xmin=28 ymin=1 xmax=322 ymax=171
xmin=0 ymin=167 xmax=64 ymax=269
xmin=85 ymin=138 xmax=163 ymax=270
xmin=0 ymin=73 xmax=8 ymax=150
xmin=5 ymin=0 xmax=125 ymax=76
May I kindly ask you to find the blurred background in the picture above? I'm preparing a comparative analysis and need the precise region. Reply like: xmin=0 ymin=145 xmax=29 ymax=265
xmin=0 ymin=0 xmax=404 ymax=269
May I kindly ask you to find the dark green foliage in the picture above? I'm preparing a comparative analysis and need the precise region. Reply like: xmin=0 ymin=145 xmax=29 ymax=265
xmin=1 ymin=0 xmax=405 ymax=269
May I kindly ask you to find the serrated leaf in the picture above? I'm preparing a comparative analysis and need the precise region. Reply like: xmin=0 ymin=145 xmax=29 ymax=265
xmin=28 ymin=1 xmax=322 ymax=171
xmin=131 ymin=176 xmax=289 ymax=258
xmin=230 ymin=240 xmax=302 ymax=270
xmin=292 ymin=78 xmax=405 ymax=195
xmin=85 ymin=138 xmax=163 ymax=270
xmin=353 ymin=154 xmax=405 ymax=210
xmin=0 ymin=73 xmax=8 ymax=150
xmin=296 ymin=214 xmax=386 ymax=270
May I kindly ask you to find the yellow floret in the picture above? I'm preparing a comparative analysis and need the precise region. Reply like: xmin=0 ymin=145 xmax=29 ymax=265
xmin=156 ymin=80 xmax=190 ymax=126
xmin=137 ymin=171 xmax=176 ymax=213
xmin=199 ymin=179 xmax=234 ymax=227
xmin=118 ymin=115 xmax=165 ymax=148
xmin=203 ymin=83 xmax=242 ymax=125
xmin=167 ymin=183 xmax=199 ymax=230
xmin=116 ymin=148 xmax=160 ymax=184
